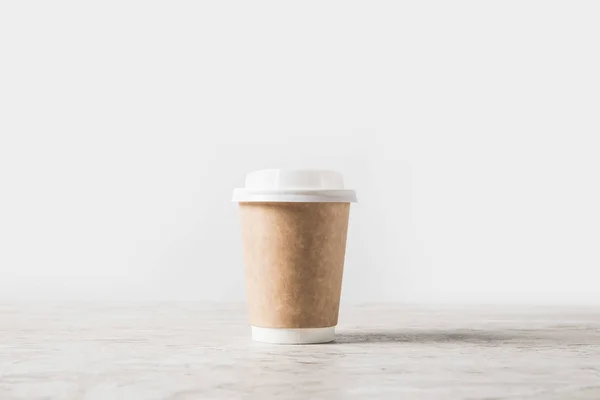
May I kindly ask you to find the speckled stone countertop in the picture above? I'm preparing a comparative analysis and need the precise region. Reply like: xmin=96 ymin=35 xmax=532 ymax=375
xmin=1 ymin=303 xmax=599 ymax=399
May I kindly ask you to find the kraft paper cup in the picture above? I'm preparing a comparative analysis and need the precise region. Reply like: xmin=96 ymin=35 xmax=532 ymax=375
xmin=233 ymin=170 xmax=357 ymax=344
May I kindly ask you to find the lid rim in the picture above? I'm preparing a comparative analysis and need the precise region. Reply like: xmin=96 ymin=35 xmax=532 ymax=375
xmin=233 ymin=169 xmax=357 ymax=203
xmin=232 ymin=188 xmax=357 ymax=203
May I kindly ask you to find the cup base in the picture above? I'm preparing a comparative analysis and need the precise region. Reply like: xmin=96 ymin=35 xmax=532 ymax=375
xmin=251 ymin=326 xmax=335 ymax=344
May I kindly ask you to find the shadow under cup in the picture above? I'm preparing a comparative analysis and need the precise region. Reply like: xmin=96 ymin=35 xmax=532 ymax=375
xmin=239 ymin=202 xmax=351 ymax=344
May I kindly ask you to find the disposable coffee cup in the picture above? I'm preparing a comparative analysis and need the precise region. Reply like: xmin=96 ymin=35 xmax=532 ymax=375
xmin=232 ymin=170 xmax=357 ymax=344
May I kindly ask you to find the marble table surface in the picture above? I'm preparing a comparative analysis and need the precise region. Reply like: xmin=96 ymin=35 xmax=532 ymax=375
xmin=1 ymin=303 xmax=600 ymax=399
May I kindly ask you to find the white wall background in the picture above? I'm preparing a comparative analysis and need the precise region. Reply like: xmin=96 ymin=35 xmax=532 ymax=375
xmin=1 ymin=1 xmax=599 ymax=304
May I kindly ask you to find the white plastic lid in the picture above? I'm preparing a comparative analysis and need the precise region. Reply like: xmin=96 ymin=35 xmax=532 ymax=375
xmin=232 ymin=169 xmax=357 ymax=203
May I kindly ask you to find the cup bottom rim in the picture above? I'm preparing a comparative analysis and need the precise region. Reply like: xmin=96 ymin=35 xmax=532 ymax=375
xmin=251 ymin=326 xmax=336 ymax=344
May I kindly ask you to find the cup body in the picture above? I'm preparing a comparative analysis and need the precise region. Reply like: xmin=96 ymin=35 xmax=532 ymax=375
xmin=239 ymin=202 xmax=350 ymax=342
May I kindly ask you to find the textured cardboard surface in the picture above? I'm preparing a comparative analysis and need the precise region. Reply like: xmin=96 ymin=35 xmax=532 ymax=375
xmin=239 ymin=202 xmax=350 ymax=328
